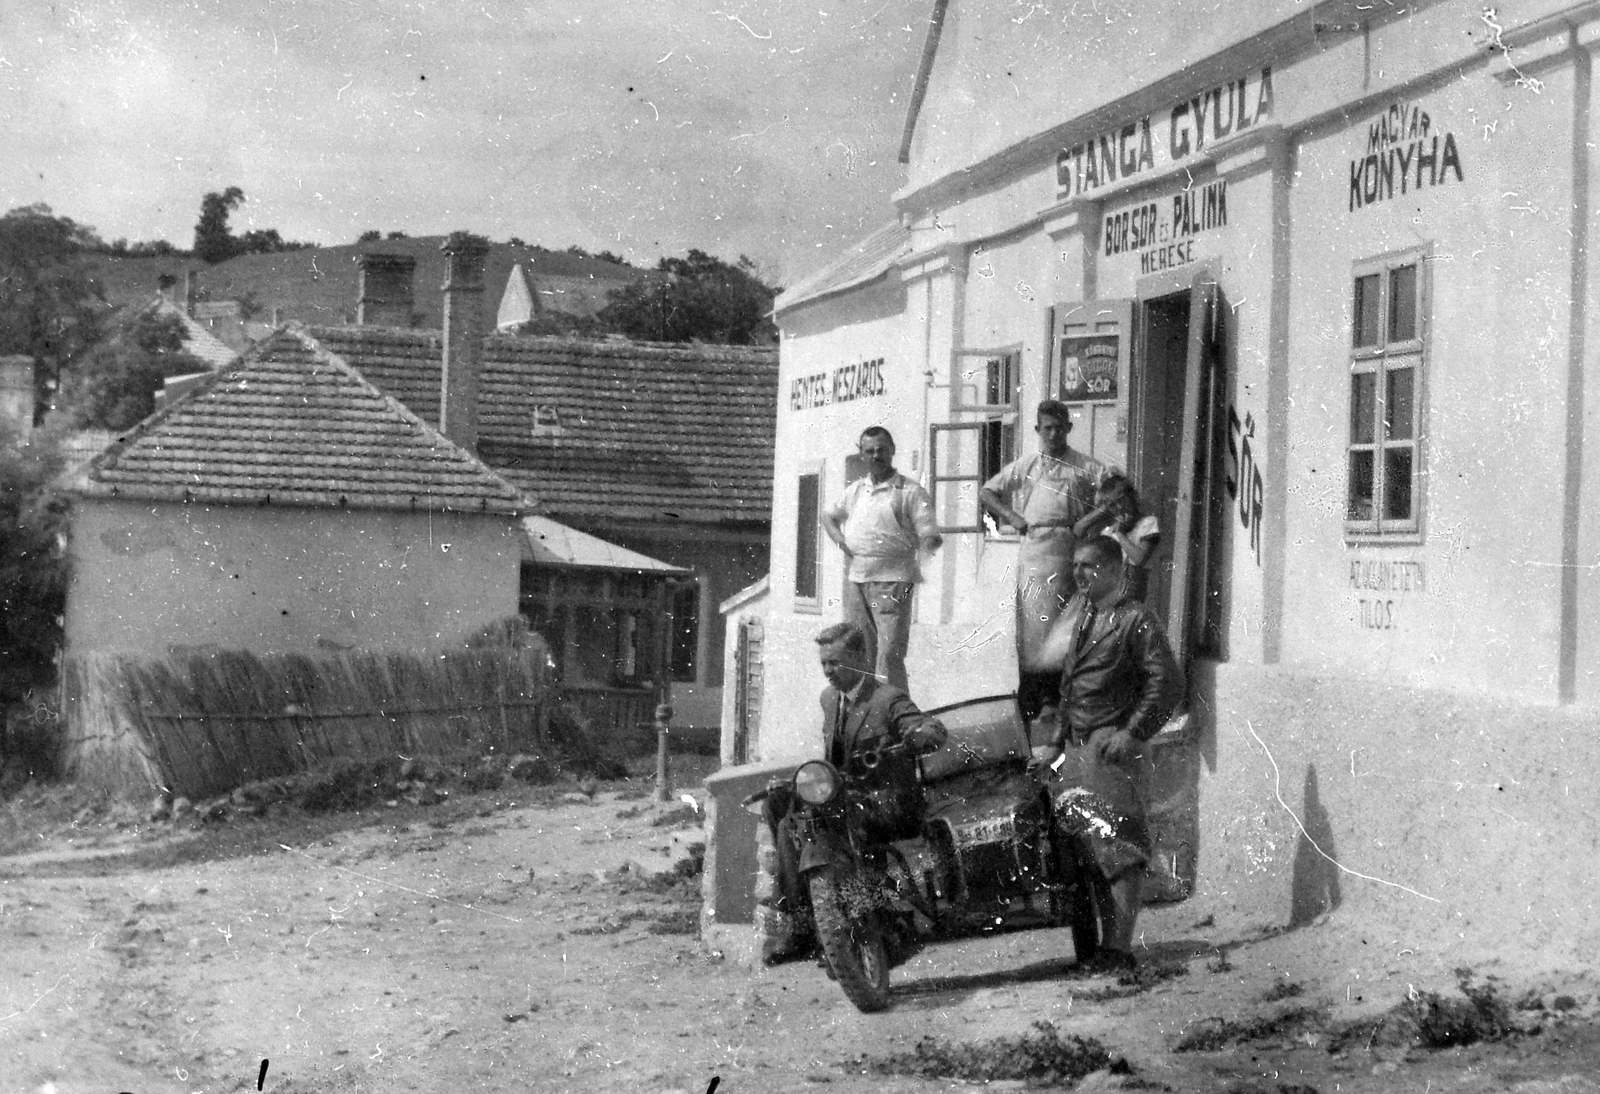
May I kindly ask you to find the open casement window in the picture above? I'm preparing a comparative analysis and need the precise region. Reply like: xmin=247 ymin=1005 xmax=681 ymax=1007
xmin=932 ymin=347 xmax=1022 ymax=533
xmin=1346 ymin=251 xmax=1426 ymax=540
xmin=928 ymin=421 xmax=988 ymax=533
xmin=1050 ymin=299 xmax=1133 ymax=470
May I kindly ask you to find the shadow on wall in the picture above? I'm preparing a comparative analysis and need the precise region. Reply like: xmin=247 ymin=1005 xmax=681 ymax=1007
xmin=1288 ymin=762 xmax=1342 ymax=926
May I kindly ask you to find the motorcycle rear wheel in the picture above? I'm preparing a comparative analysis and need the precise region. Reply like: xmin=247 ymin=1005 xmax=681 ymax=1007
xmin=809 ymin=871 xmax=891 ymax=1013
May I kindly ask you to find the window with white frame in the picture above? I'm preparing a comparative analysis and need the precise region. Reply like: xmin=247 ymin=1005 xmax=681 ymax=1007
xmin=970 ymin=348 xmax=1020 ymax=484
xmin=930 ymin=348 xmax=1021 ymax=531
xmin=1346 ymin=251 xmax=1426 ymax=538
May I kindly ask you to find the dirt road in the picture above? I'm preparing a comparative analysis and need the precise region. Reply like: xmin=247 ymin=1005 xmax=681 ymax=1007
xmin=4 ymin=773 xmax=1600 ymax=1094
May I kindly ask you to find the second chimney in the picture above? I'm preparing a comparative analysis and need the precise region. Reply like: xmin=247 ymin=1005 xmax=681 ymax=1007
xmin=357 ymin=253 xmax=418 ymax=328
xmin=439 ymin=232 xmax=491 ymax=453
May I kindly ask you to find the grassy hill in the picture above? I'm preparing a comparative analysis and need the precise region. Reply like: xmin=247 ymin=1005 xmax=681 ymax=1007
xmin=85 ymin=239 xmax=645 ymax=329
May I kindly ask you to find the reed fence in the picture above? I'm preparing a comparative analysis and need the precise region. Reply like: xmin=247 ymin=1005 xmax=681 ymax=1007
xmin=60 ymin=646 xmax=555 ymax=799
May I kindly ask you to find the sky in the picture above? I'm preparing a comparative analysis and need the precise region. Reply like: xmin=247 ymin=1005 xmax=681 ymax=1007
xmin=2 ymin=1 xmax=932 ymax=286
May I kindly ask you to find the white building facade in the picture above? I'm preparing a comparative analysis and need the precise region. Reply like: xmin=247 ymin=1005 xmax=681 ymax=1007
xmin=740 ymin=0 xmax=1600 ymax=962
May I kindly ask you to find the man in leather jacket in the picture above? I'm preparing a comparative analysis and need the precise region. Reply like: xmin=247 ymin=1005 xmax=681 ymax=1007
xmin=763 ymin=622 xmax=947 ymax=960
xmin=1032 ymin=535 xmax=1182 ymax=969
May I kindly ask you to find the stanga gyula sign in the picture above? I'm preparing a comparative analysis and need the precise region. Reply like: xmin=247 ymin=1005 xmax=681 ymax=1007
xmin=1056 ymin=67 xmax=1275 ymax=201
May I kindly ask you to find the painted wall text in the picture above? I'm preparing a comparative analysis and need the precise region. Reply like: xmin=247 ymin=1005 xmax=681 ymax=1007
xmin=1056 ymin=69 xmax=1273 ymax=200
xmin=1349 ymin=101 xmax=1463 ymax=211
xmin=789 ymin=357 xmax=887 ymax=412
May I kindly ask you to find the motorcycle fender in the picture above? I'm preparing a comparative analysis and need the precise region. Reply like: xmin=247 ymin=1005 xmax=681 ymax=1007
xmin=797 ymin=823 xmax=854 ymax=876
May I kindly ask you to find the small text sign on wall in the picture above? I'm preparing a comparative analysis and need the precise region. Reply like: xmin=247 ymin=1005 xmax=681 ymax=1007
xmin=1058 ymin=335 xmax=1119 ymax=402
xmin=789 ymin=357 xmax=887 ymax=411
xmin=1102 ymin=179 xmax=1229 ymax=276
xmin=1348 ymin=554 xmax=1426 ymax=630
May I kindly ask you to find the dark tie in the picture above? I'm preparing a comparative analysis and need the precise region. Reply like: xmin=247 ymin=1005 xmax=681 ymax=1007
xmin=1074 ymin=603 xmax=1098 ymax=657
xmin=832 ymin=696 xmax=851 ymax=764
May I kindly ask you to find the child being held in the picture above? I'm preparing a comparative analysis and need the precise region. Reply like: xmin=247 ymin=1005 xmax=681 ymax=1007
xmin=1072 ymin=471 xmax=1161 ymax=602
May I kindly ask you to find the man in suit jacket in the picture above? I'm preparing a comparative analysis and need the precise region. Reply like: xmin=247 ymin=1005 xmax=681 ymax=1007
xmin=1032 ymin=535 xmax=1182 ymax=970
xmin=764 ymin=621 xmax=947 ymax=960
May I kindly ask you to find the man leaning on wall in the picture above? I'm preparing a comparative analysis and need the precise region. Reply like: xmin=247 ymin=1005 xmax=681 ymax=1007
xmin=819 ymin=426 xmax=942 ymax=691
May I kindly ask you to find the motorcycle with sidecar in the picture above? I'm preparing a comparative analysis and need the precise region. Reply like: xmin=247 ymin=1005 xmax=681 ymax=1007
xmin=746 ymin=694 xmax=1113 ymax=1013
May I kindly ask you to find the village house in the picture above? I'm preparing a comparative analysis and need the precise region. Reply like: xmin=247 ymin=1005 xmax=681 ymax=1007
xmin=263 ymin=247 xmax=778 ymax=731
xmin=61 ymin=322 xmax=528 ymax=664
xmin=704 ymin=0 xmax=1600 ymax=964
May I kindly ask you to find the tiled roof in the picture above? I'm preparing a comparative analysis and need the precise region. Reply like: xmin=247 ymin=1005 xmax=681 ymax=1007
xmin=141 ymin=297 xmax=238 ymax=369
xmin=303 ymin=326 xmax=778 ymax=526
xmin=773 ymin=221 xmax=913 ymax=315
xmin=69 ymin=326 xmax=527 ymax=515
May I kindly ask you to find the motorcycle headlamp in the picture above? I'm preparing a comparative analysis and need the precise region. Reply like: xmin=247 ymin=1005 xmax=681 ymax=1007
xmin=793 ymin=760 xmax=842 ymax=805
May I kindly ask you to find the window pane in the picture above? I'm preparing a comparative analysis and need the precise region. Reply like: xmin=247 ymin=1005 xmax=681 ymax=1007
xmin=1389 ymin=264 xmax=1418 ymax=341
xmin=1383 ymin=446 xmax=1414 ymax=520
xmin=795 ymin=474 xmax=819 ymax=599
xmin=1348 ymin=450 xmax=1375 ymax=521
xmin=1350 ymin=372 xmax=1376 ymax=444
xmin=980 ymin=419 xmax=1005 ymax=483
xmin=1385 ymin=367 xmax=1415 ymax=441
xmin=669 ymin=580 xmax=699 ymax=681
xmin=1353 ymin=274 xmax=1381 ymax=347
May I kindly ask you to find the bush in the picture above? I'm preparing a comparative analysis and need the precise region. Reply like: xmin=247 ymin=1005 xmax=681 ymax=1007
xmin=296 ymin=757 xmax=401 ymax=813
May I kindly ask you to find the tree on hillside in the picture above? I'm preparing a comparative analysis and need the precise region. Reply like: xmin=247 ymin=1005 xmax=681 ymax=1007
xmin=96 ymin=238 xmax=182 ymax=257
xmin=357 ymin=230 xmax=382 ymax=243
xmin=57 ymin=311 xmax=208 ymax=431
xmin=194 ymin=186 xmax=245 ymax=263
xmin=566 ymin=244 xmax=628 ymax=266
xmin=193 ymin=188 xmax=314 ymax=264
xmin=0 ymin=205 xmax=105 ymax=423
xmin=597 ymin=250 xmax=777 ymax=345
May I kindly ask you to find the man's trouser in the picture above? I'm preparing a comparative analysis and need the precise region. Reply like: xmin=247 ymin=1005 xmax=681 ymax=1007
xmin=844 ymin=580 xmax=914 ymax=690
xmin=1048 ymin=727 xmax=1152 ymax=881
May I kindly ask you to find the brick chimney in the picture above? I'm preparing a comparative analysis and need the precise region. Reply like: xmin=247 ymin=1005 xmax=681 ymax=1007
xmin=357 ymin=253 xmax=418 ymax=327
xmin=439 ymin=232 xmax=491 ymax=452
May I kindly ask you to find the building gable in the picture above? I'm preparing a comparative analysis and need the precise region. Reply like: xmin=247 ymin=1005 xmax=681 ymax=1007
xmin=70 ymin=326 xmax=527 ymax=515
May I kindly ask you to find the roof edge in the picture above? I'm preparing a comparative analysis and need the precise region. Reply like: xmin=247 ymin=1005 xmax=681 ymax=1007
xmin=898 ymin=0 xmax=951 ymax=166
xmin=890 ymin=0 xmax=1433 ymax=218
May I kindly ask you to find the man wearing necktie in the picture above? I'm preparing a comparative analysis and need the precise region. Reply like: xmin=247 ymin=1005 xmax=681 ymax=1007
xmin=762 ymin=621 xmax=948 ymax=961
xmin=1031 ymin=536 xmax=1182 ymax=970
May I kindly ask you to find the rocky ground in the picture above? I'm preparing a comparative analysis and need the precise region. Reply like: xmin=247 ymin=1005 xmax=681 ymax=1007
xmin=3 ymin=756 xmax=1600 ymax=1094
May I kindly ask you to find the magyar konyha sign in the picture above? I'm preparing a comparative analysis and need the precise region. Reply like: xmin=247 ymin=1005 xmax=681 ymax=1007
xmin=1056 ymin=68 xmax=1275 ymax=200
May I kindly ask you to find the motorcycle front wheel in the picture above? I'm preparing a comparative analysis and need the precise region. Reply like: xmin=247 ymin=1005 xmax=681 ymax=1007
xmin=808 ymin=871 xmax=891 ymax=1013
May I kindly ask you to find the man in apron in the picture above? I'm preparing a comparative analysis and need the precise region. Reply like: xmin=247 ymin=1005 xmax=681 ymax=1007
xmin=979 ymin=400 xmax=1100 ymax=725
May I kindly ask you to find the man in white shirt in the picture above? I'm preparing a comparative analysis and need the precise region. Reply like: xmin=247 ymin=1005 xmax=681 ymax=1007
xmin=819 ymin=427 xmax=942 ymax=691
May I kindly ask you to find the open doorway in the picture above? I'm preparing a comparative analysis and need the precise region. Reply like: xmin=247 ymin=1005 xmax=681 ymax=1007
xmin=1129 ymin=281 xmax=1227 ymax=668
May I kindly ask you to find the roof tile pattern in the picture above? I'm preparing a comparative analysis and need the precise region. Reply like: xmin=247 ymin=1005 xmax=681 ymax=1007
xmin=306 ymin=327 xmax=778 ymax=525
xmin=73 ymin=327 xmax=527 ymax=515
